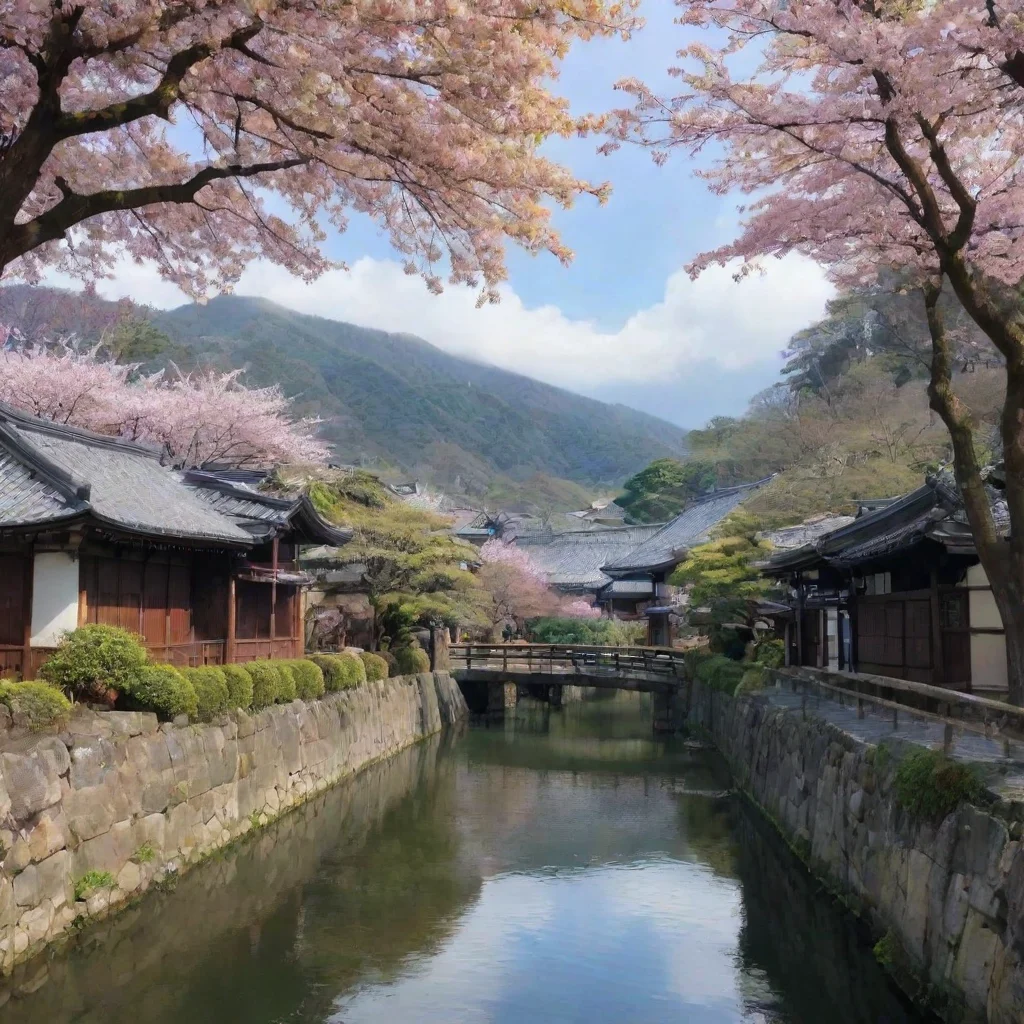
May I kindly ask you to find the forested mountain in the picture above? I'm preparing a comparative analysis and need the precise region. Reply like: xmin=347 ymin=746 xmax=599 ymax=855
xmin=619 ymin=285 xmax=1006 ymax=528
xmin=0 ymin=286 xmax=688 ymax=501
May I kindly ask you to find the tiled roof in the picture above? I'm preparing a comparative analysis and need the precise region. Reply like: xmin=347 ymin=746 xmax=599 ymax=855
xmin=0 ymin=405 xmax=350 ymax=548
xmin=0 ymin=412 xmax=252 ymax=544
xmin=0 ymin=447 xmax=83 ymax=526
xmin=599 ymin=578 xmax=654 ymax=597
xmin=764 ymin=472 xmax=1006 ymax=572
xmin=761 ymin=515 xmax=856 ymax=552
xmin=516 ymin=525 xmax=664 ymax=591
xmin=184 ymin=470 xmax=352 ymax=546
xmin=604 ymin=479 xmax=770 ymax=573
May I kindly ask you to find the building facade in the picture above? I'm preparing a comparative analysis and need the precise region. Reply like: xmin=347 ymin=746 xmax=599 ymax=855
xmin=0 ymin=405 xmax=349 ymax=676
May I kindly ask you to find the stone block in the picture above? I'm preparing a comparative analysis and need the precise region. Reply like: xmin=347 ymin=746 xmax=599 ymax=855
xmin=31 ymin=737 xmax=70 ymax=780
xmin=26 ymin=808 xmax=68 ymax=863
xmin=1 ymin=752 xmax=61 ymax=823
xmin=69 ymin=737 xmax=119 ymax=791
xmin=73 ymin=819 xmax=133 ymax=879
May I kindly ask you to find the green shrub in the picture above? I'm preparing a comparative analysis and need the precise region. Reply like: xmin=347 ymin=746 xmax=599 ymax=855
xmin=291 ymin=659 xmax=325 ymax=699
xmin=894 ymin=748 xmax=984 ymax=822
xmin=74 ymin=870 xmax=115 ymax=901
xmin=379 ymin=650 xmax=398 ymax=674
xmin=221 ymin=664 xmax=254 ymax=709
xmin=333 ymin=652 xmax=367 ymax=690
xmin=247 ymin=662 xmax=282 ymax=709
xmin=40 ymin=624 xmax=148 ymax=700
xmin=307 ymin=654 xmax=344 ymax=692
xmin=275 ymin=662 xmax=297 ymax=702
xmin=359 ymin=651 xmax=389 ymax=681
xmin=736 ymin=666 xmax=768 ymax=695
xmin=684 ymin=648 xmax=713 ymax=679
xmin=527 ymin=617 xmax=640 ymax=646
xmin=752 ymin=638 xmax=785 ymax=669
xmin=0 ymin=681 xmax=72 ymax=731
xmin=393 ymin=643 xmax=430 ymax=676
xmin=180 ymin=666 xmax=230 ymax=721
xmin=121 ymin=665 xmax=197 ymax=720
xmin=694 ymin=654 xmax=745 ymax=694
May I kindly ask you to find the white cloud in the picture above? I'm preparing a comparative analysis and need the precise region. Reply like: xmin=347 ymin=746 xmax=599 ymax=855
xmin=44 ymin=253 xmax=833 ymax=390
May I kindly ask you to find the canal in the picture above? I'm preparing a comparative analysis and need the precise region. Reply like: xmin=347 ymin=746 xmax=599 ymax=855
xmin=2 ymin=693 xmax=929 ymax=1024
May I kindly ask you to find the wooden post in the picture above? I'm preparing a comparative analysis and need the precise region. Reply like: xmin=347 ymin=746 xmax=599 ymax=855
xmin=848 ymin=573 xmax=859 ymax=674
xmin=78 ymin=556 xmax=89 ymax=627
xmin=294 ymin=587 xmax=303 ymax=657
xmin=21 ymin=548 xmax=34 ymax=679
xmin=795 ymin=573 xmax=804 ymax=666
xmin=226 ymin=573 xmax=237 ymax=664
xmin=929 ymin=567 xmax=945 ymax=687
xmin=270 ymin=536 xmax=279 ymax=648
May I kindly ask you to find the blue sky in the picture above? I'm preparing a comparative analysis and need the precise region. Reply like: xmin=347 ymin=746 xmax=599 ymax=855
xmin=51 ymin=0 xmax=833 ymax=431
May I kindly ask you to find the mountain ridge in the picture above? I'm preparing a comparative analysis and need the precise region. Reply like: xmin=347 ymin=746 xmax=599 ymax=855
xmin=151 ymin=294 xmax=688 ymax=487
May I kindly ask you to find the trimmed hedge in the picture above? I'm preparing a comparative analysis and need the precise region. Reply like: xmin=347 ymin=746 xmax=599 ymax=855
xmin=40 ymin=624 xmax=148 ymax=700
xmin=359 ymin=651 xmax=389 ymax=681
xmin=335 ymin=652 xmax=367 ymax=689
xmin=0 ymin=681 xmax=72 ymax=731
xmin=307 ymin=654 xmax=344 ymax=692
xmin=693 ymin=653 xmax=745 ymax=695
xmin=221 ymin=664 xmax=254 ymax=710
xmin=181 ymin=666 xmax=230 ymax=721
xmin=894 ymin=748 xmax=984 ymax=822
xmin=248 ymin=661 xmax=282 ymax=710
xmin=290 ymin=659 xmax=325 ymax=699
xmin=379 ymin=650 xmax=398 ymax=674
xmin=123 ymin=665 xmax=197 ymax=720
xmin=392 ymin=644 xmax=430 ymax=676
xmin=275 ymin=662 xmax=297 ymax=702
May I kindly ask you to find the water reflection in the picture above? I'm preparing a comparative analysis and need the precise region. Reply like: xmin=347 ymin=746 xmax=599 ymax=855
xmin=2 ymin=693 xmax=929 ymax=1024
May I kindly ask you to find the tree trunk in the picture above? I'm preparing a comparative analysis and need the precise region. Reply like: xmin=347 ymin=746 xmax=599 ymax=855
xmin=923 ymin=282 xmax=1024 ymax=704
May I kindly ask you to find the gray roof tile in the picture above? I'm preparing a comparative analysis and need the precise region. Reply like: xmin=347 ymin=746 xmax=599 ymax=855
xmin=5 ymin=423 xmax=253 ymax=543
xmin=604 ymin=479 xmax=770 ymax=573
xmin=516 ymin=525 xmax=664 ymax=590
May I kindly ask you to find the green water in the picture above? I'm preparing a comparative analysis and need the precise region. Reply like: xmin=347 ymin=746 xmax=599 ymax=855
xmin=2 ymin=694 xmax=929 ymax=1023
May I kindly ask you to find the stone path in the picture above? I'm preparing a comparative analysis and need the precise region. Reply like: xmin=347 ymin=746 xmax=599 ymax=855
xmin=760 ymin=684 xmax=1024 ymax=795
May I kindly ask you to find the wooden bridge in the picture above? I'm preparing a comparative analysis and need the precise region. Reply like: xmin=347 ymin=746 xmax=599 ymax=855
xmin=449 ymin=643 xmax=691 ymax=730
xmin=450 ymin=643 xmax=688 ymax=691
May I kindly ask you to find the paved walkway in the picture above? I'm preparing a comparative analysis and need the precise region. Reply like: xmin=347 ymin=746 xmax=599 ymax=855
xmin=760 ymin=684 xmax=1024 ymax=794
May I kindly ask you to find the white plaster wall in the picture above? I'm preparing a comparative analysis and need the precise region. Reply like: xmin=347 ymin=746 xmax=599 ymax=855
xmin=30 ymin=551 xmax=79 ymax=647
xmin=971 ymin=634 xmax=1008 ymax=694
xmin=826 ymin=607 xmax=839 ymax=670
xmin=959 ymin=564 xmax=1008 ymax=692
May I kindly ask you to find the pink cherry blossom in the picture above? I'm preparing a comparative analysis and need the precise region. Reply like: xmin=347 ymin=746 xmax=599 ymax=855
xmin=0 ymin=1 xmax=639 ymax=299
xmin=0 ymin=335 xmax=328 ymax=466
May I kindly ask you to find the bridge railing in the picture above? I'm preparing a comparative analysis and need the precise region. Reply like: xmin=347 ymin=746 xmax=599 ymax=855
xmin=449 ymin=643 xmax=688 ymax=679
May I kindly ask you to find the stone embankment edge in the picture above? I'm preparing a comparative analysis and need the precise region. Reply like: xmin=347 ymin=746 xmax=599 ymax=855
xmin=0 ymin=671 xmax=467 ymax=974
xmin=686 ymin=679 xmax=1024 ymax=1024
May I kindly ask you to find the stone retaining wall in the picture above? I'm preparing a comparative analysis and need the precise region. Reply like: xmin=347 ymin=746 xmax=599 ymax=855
xmin=0 ymin=672 xmax=467 ymax=973
xmin=688 ymin=679 xmax=1024 ymax=1024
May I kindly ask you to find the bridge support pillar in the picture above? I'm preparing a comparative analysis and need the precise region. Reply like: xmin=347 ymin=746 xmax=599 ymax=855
xmin=653 ymin=688 xmax=687 ymax=733
xmin=547 ymin=684 xmax=563 ymax=708
xmin=487 ymin=681 xmax=518 ymax=714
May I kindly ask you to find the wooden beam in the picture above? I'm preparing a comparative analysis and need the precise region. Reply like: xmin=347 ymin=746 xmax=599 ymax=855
xmin=929 ymin=567 xmax=945 ymax=686
xmin=78 ymin=556 xmax=88 ymax=627
xmin=226 ymin=573 xmax=237 ymax=664
xmin=269 ymin=537 xmax=278 ymax=646
xmin=21 ymin=548 xmax=34 ymax=679
xmin=795 ymin=573 xmax=804 ymax=666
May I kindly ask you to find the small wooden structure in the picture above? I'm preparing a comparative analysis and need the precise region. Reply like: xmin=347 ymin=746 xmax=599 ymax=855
xmin=0 ymin=405 xmax=350 ymax=675
xmin=763 ymin=477 xmax=1007 ymax=697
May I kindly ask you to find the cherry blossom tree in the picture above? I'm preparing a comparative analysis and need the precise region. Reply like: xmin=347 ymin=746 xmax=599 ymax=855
xmin=0 ymin=336 xmax=327 ymax=466
xmin=0 ymin=1 xmax=637 ymax=299
xmin=613 ymin=0 xmax=1024 ymax=701
xmin=478 ymin=538 xmax=556 ymax=638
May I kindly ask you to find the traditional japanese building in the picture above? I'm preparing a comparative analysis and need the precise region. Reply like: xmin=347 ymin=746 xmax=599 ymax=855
xmin=0 ymin=404 xmax=349 ymax=677
xmin=600 ymin=480 xmax=770 ymax=644
xmin=763 ymin=474 xmax=1008 ymax=697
